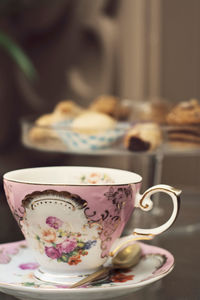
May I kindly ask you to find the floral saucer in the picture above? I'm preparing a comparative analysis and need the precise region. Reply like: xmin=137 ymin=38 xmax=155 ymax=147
xmin=0 ymin=240 xmax=174 ymax=300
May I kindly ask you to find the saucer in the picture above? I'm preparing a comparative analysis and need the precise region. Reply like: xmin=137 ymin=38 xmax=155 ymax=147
xmin=0 ymin=240 xmax=174 ymax=300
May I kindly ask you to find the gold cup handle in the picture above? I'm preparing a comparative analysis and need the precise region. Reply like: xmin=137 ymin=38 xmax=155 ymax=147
xmin=109 ymin=184 xmax=181 ymax=257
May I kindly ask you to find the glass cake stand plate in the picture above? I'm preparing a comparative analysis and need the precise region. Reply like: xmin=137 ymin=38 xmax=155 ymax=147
xmin=21 ymin=116 xmax=162 ymax=156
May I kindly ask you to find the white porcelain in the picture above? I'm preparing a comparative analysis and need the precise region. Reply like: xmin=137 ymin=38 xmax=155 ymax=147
xmin=0 ymin=240 xmax=174 ymax=300
xmin=3 ymin=166 xmax=181 ymax=285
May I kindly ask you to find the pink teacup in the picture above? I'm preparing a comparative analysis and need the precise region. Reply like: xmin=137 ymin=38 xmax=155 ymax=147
xmin=3 ymin=166 xmax=181 ymax=285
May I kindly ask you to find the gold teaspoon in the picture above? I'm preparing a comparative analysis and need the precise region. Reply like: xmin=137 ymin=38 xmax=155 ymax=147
xmin=70 ymin=243 xmax=141 ymax=288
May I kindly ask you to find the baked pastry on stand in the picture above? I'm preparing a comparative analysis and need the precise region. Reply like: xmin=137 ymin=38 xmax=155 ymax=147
xmin=124 ymin=123 xmax=162 ymax=152
xmin=166 ymin=99 xmax=200 ymax=149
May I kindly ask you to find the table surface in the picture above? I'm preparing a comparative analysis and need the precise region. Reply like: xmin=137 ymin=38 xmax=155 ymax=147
xmin=0 ymin=191 xmax=199 ymax=300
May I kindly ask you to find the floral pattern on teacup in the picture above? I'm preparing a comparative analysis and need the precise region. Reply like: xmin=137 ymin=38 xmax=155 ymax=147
xmin=36 ymin=216 xmax=97 ymax=265
xmin=79 ymin=172 xmax=115 ymax=184
xmin=19 ymin=187 xmax=133 ymax=259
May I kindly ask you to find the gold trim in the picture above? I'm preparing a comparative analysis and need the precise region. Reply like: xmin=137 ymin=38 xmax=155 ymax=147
xmin=170 ymin=187 xmax=182 ymax=196
xmin=139 ymin=186 xmax=182 ymax=209
xmin=133 ymin=232 xmax=155 ymax=237
xmin=31 ymin=199 xmax=75 ymax=211
xmin=4 ymin=178 xmax=142 ymax=186
xmin=0 ymin=262 xmax=174 ymax=292
xmin=36 ymin=268 xmax=85 ymax=278
xmin=109 ymin=235 xmax=154 ymax=257
xmin=22 ymin=190 xmax=87 ymax=210
xmin=139 ymin=198 xmax=149 ymax=209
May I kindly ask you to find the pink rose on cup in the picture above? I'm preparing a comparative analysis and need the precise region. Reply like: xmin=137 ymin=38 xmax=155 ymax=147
xmin=45 ymin=246 xmax=61 ymax=259
xmin=46 ymin=216 xmax=63 ymax=229
xmin=57 ymin=238 xmax=77 ymax=254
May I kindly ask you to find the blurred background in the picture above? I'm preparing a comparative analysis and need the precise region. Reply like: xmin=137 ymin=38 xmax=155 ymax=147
xmin=0 ymin=0 xmax=200 ymax=243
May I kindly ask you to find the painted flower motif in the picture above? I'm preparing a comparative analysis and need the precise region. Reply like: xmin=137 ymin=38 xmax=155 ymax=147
xmin=80 ymin=172 xmax=114 ymax=184
xmin=34 ymin=216 xmax=97 ymax=265
xmin=43 ymin=237 xmax=96 ymax=264
xmin=57 ymin=238 xmax=77 ymax=254
xmin=104 ymin=187 xmax=115 ymax=200
xmin=104 ymin=187 xmax=132 ymax=213
xmin=79 ymin=250 xmax=88 ymax=256
xmin=45 ymin=246 xmax=61 ymax=259
xmin=110 ymin=272 xmax=134 ymax=283
xmin=36 ymin=240 xmax=44 ymax=254
xmin=46 ymin=216 xmax=63 ymax=229
xmin=25 ymin=272 xmax=35 ymax=280
xmin=56 ymin=284 xmax=70 ymax=288
xmin=5 ymin=246 xmax=19 ymax=255
xmin=57 ymin=226 xmax=72 ymax=238
xmin=124 ymin=185 xmax=132 ymax=197
xmin=68 ymin=254 xmax=82 ymax=265
xmin=88 ymin=173 xmax=101 ymax=184
xmin=42 ymin=229 xmax=56 ymax=243
xmin=22 ymin=282 xmax=37 ymax=287
xmin=0 ymin=252 xmax=11 ymax=264
xmin=83 ymin=240 xmax=97 ymax=250
xmin=19 ymin=262 xmax=39 ymax=270
xmin=0 ymin=242 xmax=28 ymax=265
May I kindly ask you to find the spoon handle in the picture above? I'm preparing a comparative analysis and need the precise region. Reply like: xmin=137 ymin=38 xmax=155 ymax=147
xmin=70 ymin=266 xmax=111 ymax=288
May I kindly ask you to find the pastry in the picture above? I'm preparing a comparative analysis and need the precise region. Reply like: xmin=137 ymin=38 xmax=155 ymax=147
xmin=53 ymin=100 xmax=84 ymax=121
xmin=71 ymin=111 xmax=116 ymax=134
xmin=167 ymin=125 xmax=200 ymax=148
xmin=124 ymin=123 xmax=162 ymax=152
xmin=132 ymin=98 xmax=171 ymax=124
xmin=166 ymin=98 xmax=200 ymax=125
xmin=28 ymin=100 xmax=83 ymax=144
xmin=29 ymin=114 xmax=58 ymax=143
xmin=89 ymin=95 xmax=129 ymax=120
xmin=166 ymin=99 xmax=200 ymax=148
xmin=29 ymin=126 xmax=58 ymax=143
xmin=35 ymin=113 xmax=55 ymax=126
xmin=89 ymin=95 xmax=118 ymax=116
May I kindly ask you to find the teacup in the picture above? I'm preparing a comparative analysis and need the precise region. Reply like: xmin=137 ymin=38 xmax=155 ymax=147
xmin=3 ymin=166 xmax=181 ymax=285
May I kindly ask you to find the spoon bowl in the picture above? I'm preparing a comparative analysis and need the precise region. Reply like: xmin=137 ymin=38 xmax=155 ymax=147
xmin=112 ymin=243 xmax=142 ymax=269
